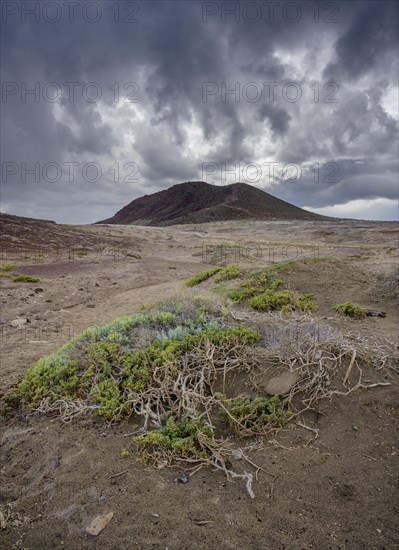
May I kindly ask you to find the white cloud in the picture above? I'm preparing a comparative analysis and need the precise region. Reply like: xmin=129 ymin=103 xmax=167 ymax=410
xmin=304 ymin=198 xmax=399 ymax=221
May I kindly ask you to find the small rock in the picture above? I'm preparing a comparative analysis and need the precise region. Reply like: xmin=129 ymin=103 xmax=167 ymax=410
xmin=173 ymin=473 xmax=189 ymax=484
xmin=0 ymin=510 xmax=6 ymax=529
xmin=85 ymin=512 xmax=114 ymax=536
xmin=99 ymin=495 xmax=106 ymax=502
xmin=10 ymin=318 xmax=29 ymax=328
xmin=34 ymin=288 xmax=44 ymax=293
xmin=265 ymin=371 xmax=298 ymax=396
xmin=232 ymin=449 xmax=243 ymax=460
xmin=95 ymin=283 xmax=100 ymax=287
xmin=86 ymin=304 xmax=96 ymax=308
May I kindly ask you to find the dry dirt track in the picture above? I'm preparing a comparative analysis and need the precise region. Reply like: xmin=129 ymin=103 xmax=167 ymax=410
xmin=1 ymin=217 xmax=398 ymax=549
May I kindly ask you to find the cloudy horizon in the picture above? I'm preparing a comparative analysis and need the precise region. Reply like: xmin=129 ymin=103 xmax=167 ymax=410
xmin=1 ymin=0 xmax=398 ymax=224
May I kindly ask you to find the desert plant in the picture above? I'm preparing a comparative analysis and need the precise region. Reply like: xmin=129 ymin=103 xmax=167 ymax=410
xmin=332 ymin=302 xmax=366 ymax=319
xmin=214 ymin=264 xmax=242 ymax=283
xmin=12 ymin=275 xmax=41 ymax=283
xmin=185 ymin=267 xmax=222 ymax=287
xmin=134 ymin=416 xmax=215 ymax=464
xmin=0 ymin=262 xmax=17 ymax=272
xmin=250 ymin=290 xmax=317 ymax=312
xmin=219 ymin=395 xmax=293 ymax=436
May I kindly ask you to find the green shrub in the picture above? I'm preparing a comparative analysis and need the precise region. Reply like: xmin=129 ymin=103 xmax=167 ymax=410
xmin=185 ymin=267 xmax=222 ymax=287
xmin=226 ymin=263 xmax=291 ymax=305
xmin=12 ymin=275 xmax=41 ymax=283
xmin=249 ymin=290 xmax=318 ymax=312
xmin=219 ymin=395 xmax=292 ymax=435
xmin=0 ymin=262 xmax=17 ymax=272
xmin=296 ymin=293 xmax=318 ymax=312
xmin=332 ymin=302 xmax=366 ymax=319
xmin=9 ymin=312 xmax=259 ymax=422
xmin=249 ymin=290 xmax=295 ymax=311
xmin=214 ymin=264 xmax=242 ymax=283
xmin=90 ymin=379 xmax=124 ymax=420
xmin=228 ymin=287 xmax=258 ymax=303
xmin=134 ymin=417 xmax=214 ymax=463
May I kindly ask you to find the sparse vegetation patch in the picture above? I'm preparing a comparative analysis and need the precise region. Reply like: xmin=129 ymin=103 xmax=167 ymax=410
xmin=218 ymin=395 xmax=292 ymax=436
xmin=12 ymin=275 xmax=41 ymax=283
xmin=185 ymin=267 xmax=222 ymax=287
xmin=332 ymin=302 xmax=366 ymax=319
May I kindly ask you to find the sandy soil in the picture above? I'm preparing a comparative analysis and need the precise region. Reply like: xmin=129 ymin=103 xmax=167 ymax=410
xmin=0 ymin=218 xmax=398 ymax=549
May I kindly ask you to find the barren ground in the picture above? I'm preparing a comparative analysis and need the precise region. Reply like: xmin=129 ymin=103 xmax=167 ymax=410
xmin=1 ymin=217 xmax=398 ymax=549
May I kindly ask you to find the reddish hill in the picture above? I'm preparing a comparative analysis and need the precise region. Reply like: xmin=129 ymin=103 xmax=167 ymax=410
xmin=96 ymin=181 xmax=327 ymax=225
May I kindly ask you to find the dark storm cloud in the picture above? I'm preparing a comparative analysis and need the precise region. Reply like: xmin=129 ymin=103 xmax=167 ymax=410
xmin=324 ymin=0 xmax=399 ymax=81
xmin=1 ymin=0 xmax=398 ymax=222
xmin=258 ymin=104 xmax=291 ymax=137
xmin=269 ymin=158 xmax=399 ymax=208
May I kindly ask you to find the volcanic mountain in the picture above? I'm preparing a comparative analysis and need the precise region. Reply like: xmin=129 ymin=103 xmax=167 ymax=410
xmin=96 ymin=181 xmax=326 ymax=226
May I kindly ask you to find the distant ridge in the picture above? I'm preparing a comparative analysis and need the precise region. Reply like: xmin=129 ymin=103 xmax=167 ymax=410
xmin=96 ymin=181 xmax=328 ymax=226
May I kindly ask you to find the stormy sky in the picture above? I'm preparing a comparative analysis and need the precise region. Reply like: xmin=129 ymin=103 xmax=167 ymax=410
xmin=1 ymin=0 xmax=398 ymax=223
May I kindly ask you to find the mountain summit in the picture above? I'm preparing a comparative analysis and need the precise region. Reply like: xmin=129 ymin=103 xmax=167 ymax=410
xmin=96 ymin=181 xmax=325 ymax=225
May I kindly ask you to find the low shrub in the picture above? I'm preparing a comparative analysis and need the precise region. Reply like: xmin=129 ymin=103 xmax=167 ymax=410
xmin=0 ymin=262 xmax=17 ymax=272
xmin=185 ymin=267 xmax=222 ymax=287
xmin=250 ymin=290 xmax=317 ymax=312
xmin=134 ymin=417 xmax=215 ymax=464
xmin=214 ymin=264 xmax=242 ymax=283
xmin=12 ymin=275 xmax=41 ymax=283
xmin=332 ymin=302 xmax=366 ymax=319
xmin=219 ymin=395 xmax=292 ymax=435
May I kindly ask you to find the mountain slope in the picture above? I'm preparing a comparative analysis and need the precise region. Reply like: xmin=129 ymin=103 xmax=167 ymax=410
xmin=96 ymin=181 xmax=327 ymax=225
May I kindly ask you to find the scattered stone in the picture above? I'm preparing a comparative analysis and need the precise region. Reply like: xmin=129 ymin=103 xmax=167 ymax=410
xmin=45 ymin=299 xmax=52 ymax=303
xmin=99 ymin=495 xmax=106 ymax=502
xmin=95 ymin=282 xmax=100 ymax=287
xmin=34 ymin=288 xmax=44 ymax=293
xmin=86 ymin=304 xmax=96 ymax=308
xmin=265 ymin=371 xmax=298 ymax=396
xmin=150 ymin=513 xmax=159 ymax=525
xmin=53 ymin=459 xmax=61 ymax=469
xmin=85 ymin=512 xmax=114 ymax=536
xmin=173 ymin=473 xmax=189 ymax=484
xmin=10 ymin=318 xmax=30 ymax=328
xmin=0 ymin=510 xmax=6 ymax=530
xmin=195 ymin=520 xmax=214 ymax=525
